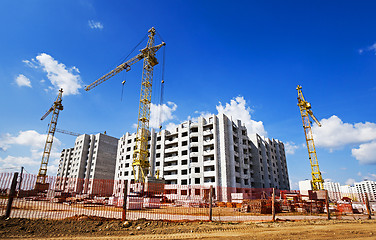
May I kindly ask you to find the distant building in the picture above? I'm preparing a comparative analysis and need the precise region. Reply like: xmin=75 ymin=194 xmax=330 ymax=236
xmin=113 ymin=113 xmax=290 ymax=202
xmin=298 ymin=180 xmax=312 ymax=199
xmin=324 ymin=181 xmax=341 ymax=201
xmin=298 ymin=179 xmax=375 ymax=202
xmin=355 ymin=180 xmax=376 ymax=202
xmin=340 ymin=185 xmax=359 ymax=201
xmin=56 ymin=133 xmax=119 ymax=196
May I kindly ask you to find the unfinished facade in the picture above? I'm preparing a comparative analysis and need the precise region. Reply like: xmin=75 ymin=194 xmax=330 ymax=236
xmin=56 ymin=133 xmax=119 ymax=196
xmin=355 ymin=180 xmax=376 ymax=202
xmin=113 ymin=114 xmax=290 ymax=201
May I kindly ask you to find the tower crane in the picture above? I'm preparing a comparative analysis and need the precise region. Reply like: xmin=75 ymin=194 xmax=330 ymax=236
xmin=85 ymin=27 xmax=165 ymax=183
xmin=35 ymin=88 xmax=64 ymax=191
xmin=55 ymin=128 xmax=81 ymax=137
xmin=55 ymin=129 xmax=107 ymax=137
xmin=296 ymin=85 xmax=324 ymax=190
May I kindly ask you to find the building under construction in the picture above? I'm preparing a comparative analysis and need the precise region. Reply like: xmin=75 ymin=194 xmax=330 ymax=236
xmin=113 ymin=113 xmax=290 ymax=202
xmin=56 ymin=133 xmax=118 ymax=196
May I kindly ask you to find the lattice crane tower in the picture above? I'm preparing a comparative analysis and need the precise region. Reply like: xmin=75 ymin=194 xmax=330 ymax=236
xmin=297 ymin=85 xmax=324 ymax=190
xmin=85 ymin=27 xmax=165 ymax=183
xmin=35 ymin=88 xmax=64 ymax=191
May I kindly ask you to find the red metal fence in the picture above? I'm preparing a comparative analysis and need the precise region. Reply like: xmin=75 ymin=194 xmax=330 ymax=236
xmin=0 ymin=172 xmax=374 ymax=221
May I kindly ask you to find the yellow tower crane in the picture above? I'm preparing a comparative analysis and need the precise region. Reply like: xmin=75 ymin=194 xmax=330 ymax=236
xmin=35 ymin=88 xmax=64 ymax=191
xmin=296 ymin=85 xmax=324 ymax=190
xmin=55 ymin=128 xmax=81 ymax=137
xmin=85 ymin=27 xmax=165 ymax=183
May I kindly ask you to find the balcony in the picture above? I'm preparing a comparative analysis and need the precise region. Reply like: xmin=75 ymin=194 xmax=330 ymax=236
xmin=164 ymin=165 xmax=178 ymax=171
xmin=190 ymin=131 xmax=199 ymax=137
xmin=204 ymin=176 xmax=216 ymax=184
xmin=164 ymin=156 xmax=179 ymax=162
xmin=203 ymin=139 xmax=214 ymax=145
xmin=203 ymin=171 xmax=216 ymax=178
xmin=203 ymin=149 xmax=214 ymax=156
xmin=163 ymin=176 xmax=178 ymax=181
xmin=190 ymin=152 xmax=198 ymax=157
xmin=164 ymin=147 xmax=179 ymax=154
xmin=203 ymin=165 xmax=215 ymax=172
xmin=165 ymin=137 xmax=179 ymax=144
xmin=203 ymin=160 xmax=215 ymax=167
xmin=163 ymin=170 xmax=178 ymax=176
xmin=203 ymin=129 xmax=213 ymax=135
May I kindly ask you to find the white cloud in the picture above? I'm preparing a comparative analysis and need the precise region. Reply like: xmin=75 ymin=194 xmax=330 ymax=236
xmin=142 ymin=96 xmax=265 ymax=139
xmin=351 ymin=141 xmax=376 ymax=164
xmin=0 ymin=130 xmax=51 ymax=151
xmin=311 ymin=115 xmax=376 ymax=165
xmin=165 ymin=122 xmax=179 ymax=132
xmin=24 ymin=53 xmax=82 ymax=95
xmin=345 ymin=178 xmax=355 ymax=185
xmin=192 ymin=111 xmax=213 ymax=121
xmin=356 ymin=172 xmax=376 ymax=181
xmin=284 ymin=141 xmax=299 ymax=155
xmin=359 ymin=43 xmax=376 ymax=55
xmin=22 ymin=59 xmax=38 ymax=68
xmin=15 ymin=74 xmax=31 ymax=88
xmin=0 ymin=130 xmax=61 ymax=175
xmin=149 ymin=102 xmax=177 ymax=129
xmin=88 ymin=20 xmax=103 ymax=30
xmin=216 ymin=96 xmax=267 ymax=137
xmin=367 ymin=173 xmax=376 ymax=181
xmin=158 ymin=96 xmax=266 ymax=137
xmin=0 ymin=156 xmax=39 ymax=168
xmin=312 ymin=115 xmax=376 ymax=150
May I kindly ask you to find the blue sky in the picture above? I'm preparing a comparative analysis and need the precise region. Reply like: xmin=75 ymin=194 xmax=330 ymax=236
xmin=1 ymin=0 xmax=376 ymax=189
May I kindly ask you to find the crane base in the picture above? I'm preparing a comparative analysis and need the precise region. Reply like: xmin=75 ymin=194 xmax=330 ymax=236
xmin=34 ymin=183 xmax=49 ymax=193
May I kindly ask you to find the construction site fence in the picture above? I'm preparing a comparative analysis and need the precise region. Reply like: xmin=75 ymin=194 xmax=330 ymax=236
xmin=0 ymin=172 xmax=374 ymax=221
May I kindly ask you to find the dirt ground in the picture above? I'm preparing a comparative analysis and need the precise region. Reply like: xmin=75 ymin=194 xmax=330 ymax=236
xmin=0 ymin=216 xmax=375 ymax=240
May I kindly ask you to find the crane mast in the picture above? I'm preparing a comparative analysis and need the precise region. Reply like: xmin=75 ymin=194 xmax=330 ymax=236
xmin=297 ymin=85 xmax=324 ymax=190
xmin=85 ymin=27 xmax=165 ymax=183
xmin=35 ymin=88 xmax=64 ymax=191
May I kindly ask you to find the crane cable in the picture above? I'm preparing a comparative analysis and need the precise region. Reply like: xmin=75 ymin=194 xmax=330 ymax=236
xmin=120 ymin=74 xmax=126 ymax=101
xmin=156 ymin=31 xmax=166 ymax=132
xmin=118 ymin=33 xmax=148 ymax=101
xmin=118 ymin=33 xmax=148 ymax=65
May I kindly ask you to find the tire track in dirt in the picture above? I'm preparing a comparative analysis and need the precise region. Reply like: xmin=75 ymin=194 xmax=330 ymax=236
xmin=25 ymin=221 xmax=376 ymax=240
xmin=25 ymin=226 xmax=251 ymax=240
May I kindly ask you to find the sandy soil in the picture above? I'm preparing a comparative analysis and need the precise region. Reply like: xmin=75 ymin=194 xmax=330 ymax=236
xmin=1 ymin=216 xmax=375 ymax=240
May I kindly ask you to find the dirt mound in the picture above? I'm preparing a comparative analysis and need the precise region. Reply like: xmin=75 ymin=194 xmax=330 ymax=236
xmin=0 ymin=216 xmax=228 ymax=238
xmin=0 ymin=216 xmax=375 ymax=239
xmin=64 ymin=214 xmax=117 ymax=221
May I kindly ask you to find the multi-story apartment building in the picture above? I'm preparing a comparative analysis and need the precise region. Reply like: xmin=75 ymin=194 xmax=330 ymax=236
xmin=113 ymin=113 xmax=290 ymax=202
xmin=340 ymin=185 xmax=359 ymax=201
xmin=355 ymin=180 xmax=376 ymax=202
xmin=56 ymin=133 xmax=119 ymax=196
xmin=324 ymin=181 xmax=342 ymax=201
xmin=299 ymin=180 xmax=375 ymax=202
